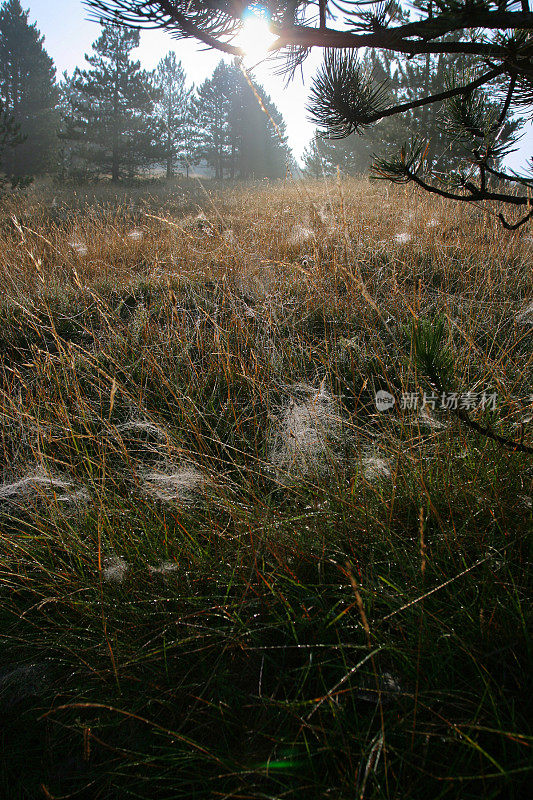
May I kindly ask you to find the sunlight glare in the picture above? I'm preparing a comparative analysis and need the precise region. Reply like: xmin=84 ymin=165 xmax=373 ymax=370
xmin=238 ymin=6 xmax=277 ymax=61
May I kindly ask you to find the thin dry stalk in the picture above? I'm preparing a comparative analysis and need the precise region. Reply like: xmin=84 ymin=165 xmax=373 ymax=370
xmin=346 ymin=561 xmax=389 ymax=798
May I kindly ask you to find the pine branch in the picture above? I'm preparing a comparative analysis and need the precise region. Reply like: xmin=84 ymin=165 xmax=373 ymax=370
xmin=272 ymin=21 xmax=510 ymax=57
xmin=86 ymin=4 xmax=533 ymax=59
xmin=408 ymin=168 xmax=533 ymax=205
xmin=495 ymin=72 xmax=517 ymax=128
xmin=475 ymin=158 xmax=533 ymax=187
xmin=412 ymin=316 xmax=533 ymax=457
xmin=308 ymin=50 xmax=390 ymax=135
xmin=309 ymin=62 xmax=505 ymax=135
xmin=374 ymin=145 xmax=533 ymax=206
xmin=498 ymin=207 xmax=533 ymax=228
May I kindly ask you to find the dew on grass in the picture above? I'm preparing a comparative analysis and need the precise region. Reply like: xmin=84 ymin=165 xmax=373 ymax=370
xmin=149 ymin=560 xmax=179 ymax=575
xmin=511 ymin=414 xmax=532 ymax=429
xmin=288 ymin=225 xmax=315 ymax=246
xmin=195 ymin=211 xmax=215 ymax=236
xmin=102 ymin=555 xmax=128 ymax=584
xmin=69 ymin=240 xmax=88 ymax=256
xmin=268 ymin=383 xmax=345 ymax=478
xmin=515 ymin=301 xmax=533 ymax=325
xmin=0 ymin=663 xmax=51 ymax=709
xmin=318 ymin=205 xmax=333 ymax=223
xmin=115 ymin=420 xmax=167 ymax=441
xmin=140 ymin=463 xmax=206 ymax=503
xmin=300 ymin=253 xmax=315 ymax=267
xmin=394 ymin=232 xmax=412 ymax=245
xmin=418 ymin=408 xmax=447 ymax=430
xmin=380 ymin=671 xmax=403 ymax=694
xmin=362 ymin=454 xmax=391 ymax=481
xmin=0 ymin=467 xmax=90 ymax=506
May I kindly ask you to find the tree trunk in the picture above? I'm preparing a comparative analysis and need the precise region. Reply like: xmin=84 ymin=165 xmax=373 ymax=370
xmin=166 ymin=89 xmax=173 ymax=178
xmin=112 ymin=134 xmax=119 ymax=182
xmin=112 ymin=76 xmax=120 ymax=183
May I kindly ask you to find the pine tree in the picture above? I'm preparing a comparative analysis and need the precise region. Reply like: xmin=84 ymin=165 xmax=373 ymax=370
xmin=0 ymin=0 xmax=58 ymax=177
xmin=241 ymin=77 xmax=290 ymax=179
xmin=197 ymin=60 xmax=290 ymax=180
xmin=302 ymin=132 xmax=332 ymax=178
xmin=153 ymin=52 xmax=195 ymax=178
xmin=303 ymin=130 xmax=373 ymax=177
xmin=0 ymin=98 xmax=25 ymax=187
xmin=178 ymin=99 xmax=202 ymax=177
xmin=64 ymin=23 xmax=155 ymax=182
xmin=196 ymin=62 xmax=232 ymax=179
xmin=57 ymin=72 xmax=82 ymax=179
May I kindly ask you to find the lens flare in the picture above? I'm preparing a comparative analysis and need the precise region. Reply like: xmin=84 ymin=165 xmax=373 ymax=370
xmin=238 ymin=5 xmax=277 ymax=60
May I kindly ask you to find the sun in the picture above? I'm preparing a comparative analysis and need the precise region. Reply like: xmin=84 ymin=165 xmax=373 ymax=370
xmin=237 ymin=6 xmax=277 ymax=61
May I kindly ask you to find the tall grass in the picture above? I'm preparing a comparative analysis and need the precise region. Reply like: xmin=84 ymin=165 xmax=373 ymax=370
xmin=0 ymin=177 xmax=531 ymax=799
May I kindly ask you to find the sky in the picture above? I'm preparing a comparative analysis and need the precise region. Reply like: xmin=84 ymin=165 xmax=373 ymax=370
xmin=23 ymin=0 xmax=533 ymax=170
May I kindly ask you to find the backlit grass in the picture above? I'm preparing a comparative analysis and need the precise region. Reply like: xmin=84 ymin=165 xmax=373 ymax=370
xmin=0 ymin=176 xmax=531 ymax=799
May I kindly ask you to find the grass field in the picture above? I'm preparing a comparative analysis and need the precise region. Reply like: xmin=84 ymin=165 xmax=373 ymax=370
xmin=0 ymin=176 xmax=531 ymax=799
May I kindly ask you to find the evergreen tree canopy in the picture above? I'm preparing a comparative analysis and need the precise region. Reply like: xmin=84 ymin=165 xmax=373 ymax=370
xmin=302 ymin=131 xmax=333 ymax=178
xmin=88 ymin=0 xmax=533 ymax=228
xmin=153 ymin=51 xmax=195 ymax=178
xmin=233 ymin=66 xmax=290 ymax=180
xmin=196 ymin=62 xmax=233 ymax=180
xmin=197 ymin=60 xmax=289 ymax=179
xmin=0 ymin=0 xmax=58 ymax=177
xmin=64 ymin=22 xmax=155 ymax=181
xmin=0 ymin=97 xmax=25 ymax=187
xmin=177 ymin=97 xmax=202 ymax=178
xmin=303 ymin=129 xmax=373 ymax=177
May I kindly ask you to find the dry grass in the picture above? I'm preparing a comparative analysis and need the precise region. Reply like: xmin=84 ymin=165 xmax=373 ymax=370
xmin=0 ymin=176 xmax=531 ymax=799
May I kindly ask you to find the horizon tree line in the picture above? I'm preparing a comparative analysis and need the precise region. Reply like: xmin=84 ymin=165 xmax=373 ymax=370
xmin=1 ymin=0 xmax=527 ymax=193
xmin=87 ymin=0 xmax=533 ymax=229
xmin=0 ymin=1 xmax=292 ymax=184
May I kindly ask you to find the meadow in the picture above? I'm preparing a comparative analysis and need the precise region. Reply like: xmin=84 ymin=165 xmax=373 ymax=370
xmin=0 ymin=176 xmax=531 ymax=799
